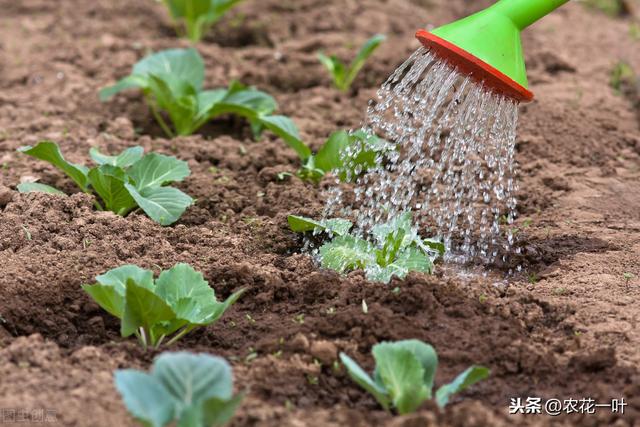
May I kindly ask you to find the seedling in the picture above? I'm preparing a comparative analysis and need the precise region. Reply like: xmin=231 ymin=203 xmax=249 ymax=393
xmin=340 ymin=340 xmax=489 ymax=414
xmin=610 ymin=61 xmax=635 ymax=93
xmin=318 ymin=34 xmax=386 ymax=92
xmin=288 ymin=212 xmax=444 ymax=284
xmin=83 ymin=263 xmax=244 ymax=349
xmin=115 ymin=351 xmax=242 ymax=427
xmin=162 ymin=0 xmax=245 ymax=42
xmin=623 ymin=272 xmax=635 ymax=286
xmin=260 ymin=117 xmax=391 ymax=183
xmin=100 ymin=48 xmax=279 ymax=138
xmin=18 ymin=142 xmax=193 ymax=226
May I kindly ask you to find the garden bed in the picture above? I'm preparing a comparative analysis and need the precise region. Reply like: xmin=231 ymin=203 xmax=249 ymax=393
xmin=0 ymin=0 xmax=639 ymax=426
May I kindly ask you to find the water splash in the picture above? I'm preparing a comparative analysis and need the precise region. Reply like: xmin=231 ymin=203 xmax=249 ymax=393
xmin=324 ymin=47 xmax=520 ymax=264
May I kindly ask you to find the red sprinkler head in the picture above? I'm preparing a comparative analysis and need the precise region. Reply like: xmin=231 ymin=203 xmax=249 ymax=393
xmin=416 ymin=30 xmax=533 ymax=102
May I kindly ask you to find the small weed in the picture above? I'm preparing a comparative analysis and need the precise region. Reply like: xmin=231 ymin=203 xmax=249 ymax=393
xmin=623 ymin=272 xmax=635 ymax=286
xmin=528 ymin=273 xmax=539 ymax=284
xmin=306 ymin=374 xmax=319 ymax=385
xmin=478 ymin=294 xmax=488 ymax=304
xmin=553 ymin=287 xmax=568 ymax=296
xmin=245 ymin=313 xmax=256 ymax=324
xmin=293 ymin=314 xmax=305 ymax=324
xmin=610 ymin=61 xmax=635 ymax=93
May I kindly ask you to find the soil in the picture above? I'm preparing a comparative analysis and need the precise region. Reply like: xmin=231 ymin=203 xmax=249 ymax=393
xmin=0 ymin=0 xmax=639 ymax=426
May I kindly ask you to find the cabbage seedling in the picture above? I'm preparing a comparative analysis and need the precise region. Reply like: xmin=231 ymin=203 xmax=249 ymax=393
xmin=18 ymin=142 xmax=193 ymax=226
xmin=83 ymin=263 xmax=244 ymax=349
xmin=288 ymin=212 xmax=444 ymax=283
xmin=318 ymin=34 xmax=386 ymax=92
xmin=100 ymin=48 xmax=278 ymax=138
xmin=340 ymin=340 xmax=489 ymax=414
xmin=260 ymin=115 xmax=391 ymax=183
xmin=115 ymin=351 xmax=243 ymax=427
xmin=162 ymin=0 xmax=245 ymax=42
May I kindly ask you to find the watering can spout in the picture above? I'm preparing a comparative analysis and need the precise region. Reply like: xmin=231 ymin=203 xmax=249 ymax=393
xmin=416 ymin=0 xmax=570 ymax=102
xmin=493 ymin=0 xmax=570 ymax=30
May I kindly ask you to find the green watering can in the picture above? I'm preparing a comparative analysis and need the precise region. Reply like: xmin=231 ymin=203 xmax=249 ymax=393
xmin=416 ymin=0 xmax=570 ymax=102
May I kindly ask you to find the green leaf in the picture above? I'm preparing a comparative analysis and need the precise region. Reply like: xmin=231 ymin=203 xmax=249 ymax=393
xmin=344 ymin=34 xmax=386 ymax=90
xmin=372 ymin=342 xmax=429 ymax=415
xmin=398 ymin=246 xmax=433 ymax=272
xmin=435 ymin=366 xmax=490 ymax=408
xmin=200 ymin=288 xmax=245 ymax=324
xmin=314 ymin=130 xmax=349 ymax=174
xmin=259 ymin=116 xmax=311 ymax=161
xmin=339 ymin=353 xmax=390 ymax=411
xmin=319 ymin=235 xmax=374 ymax=274
xmin=99 ymin=75 xmax=149 ymax=101
xmin=114 ymin=370 xmax=176 ymax=427
xmin=125 ymin=184 xmax=193 ymax=226
xmin=16 ymin=182 xmax=65 ymax=195
xmin=127 ymin=153 xmax=191 ymax=191
xmin=88 ymin=165 xmax=137 ymax=214
xmin=287 ymin=215 xmax=352 ymax=236
xmin=95 ymin=264 xmax=154 ymax=295
xmin=423 ymin=238 xmax=445 ymax=258
xmin=318 ymin=53 xmax=346 ymax=89
xmin=200 ymin=393 xmax=244 ymax=427
xmin=82 ymin=284 xmax=126 ymax=318
xmin=390 ymin=340 xmax=438 ymax=396
xmin=153 ymin=352 xmax=234 ymax=413
xmin=133 ymin=48 xmax=205 ymax=92
xmin=155 ymin=263 xmax=213 ymax=306
xmin=90 ymin=146 xmax=144 ymax=168
xmin=17 ymin=141 xmax=89 ymax=190
xmin=122 ymin=279 xmax=176 ymax=337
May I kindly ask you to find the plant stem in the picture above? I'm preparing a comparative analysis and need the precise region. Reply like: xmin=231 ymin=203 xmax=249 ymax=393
xmin=154 ymin=334 xmax=166 ymax=349
xmin=165 ymin=326 xmax=192 ymax=347
xmin=147 ymin=98 xmax=175 ymax=138
xmin=139 ymin=327 xmax=148 ymax=351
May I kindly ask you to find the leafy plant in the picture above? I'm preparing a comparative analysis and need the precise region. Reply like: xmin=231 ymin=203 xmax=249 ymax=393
xmin=260 ymin=116 xmax=391 ymax=183
xmin=100 ymin=48 xmax=279 ymax=138
xmin=340 ymin=340 xmax=489 ymax=414
xmin=82 ymin=263 xmax=244 ymax=349
xmin=162 ymin=0 xmax=245 ymax=42
xmin=18 ymin=142 xmax=193 ymax=226
xmin=115 ymin=351 xmax=242 ymax=427
xmin=317 ymin=34 xmax=386 ymax=92
xmin=288 ymin=212 xmax=444 ymax=283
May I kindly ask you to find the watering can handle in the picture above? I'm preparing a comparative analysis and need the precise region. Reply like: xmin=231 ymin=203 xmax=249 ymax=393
xmin=492 ymin=0 xmax=570 ymax=30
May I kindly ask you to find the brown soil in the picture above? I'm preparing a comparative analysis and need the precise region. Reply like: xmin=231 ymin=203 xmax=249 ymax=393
xmin=0 ymin=0 xmax=639 ymax=426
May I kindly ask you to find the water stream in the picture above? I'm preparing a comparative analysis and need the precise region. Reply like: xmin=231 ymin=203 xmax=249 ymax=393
xmin=323 ymin=47 xmax=520 ymax=265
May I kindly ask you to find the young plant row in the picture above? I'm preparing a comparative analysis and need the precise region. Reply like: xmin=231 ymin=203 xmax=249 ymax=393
xmin=19 ymin=47 xmax=391 ymax=224
xmin=161 ymin=1 xmax=384 ymax=91
xmin=85 ymin=263 xmax=487 ymax=426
